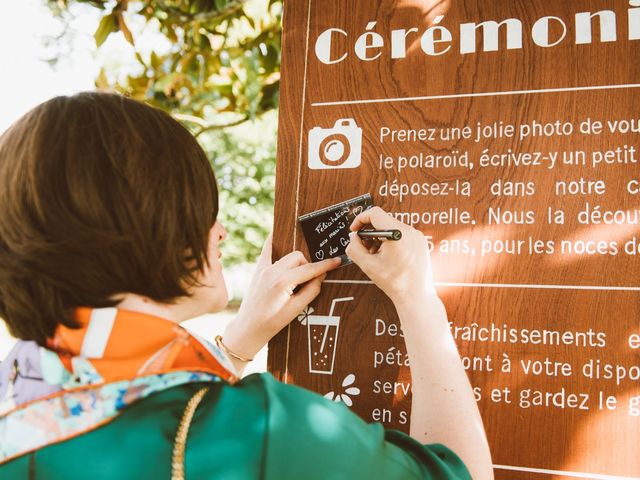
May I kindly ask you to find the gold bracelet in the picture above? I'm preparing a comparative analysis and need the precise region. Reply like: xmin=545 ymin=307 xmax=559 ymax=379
xmin=215 ymin=335 xmax=253 ymax=363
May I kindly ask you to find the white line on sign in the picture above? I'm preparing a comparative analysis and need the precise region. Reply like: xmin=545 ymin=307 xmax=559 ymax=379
xmin=310 ymin=83 xmax=640 ymax=107
xmin=292 ymin=0 xmax=314 ymax=249
xmin=323 ymin=280 xmax=640 ymax=291
xmin=493 ymin=464 xmax=640 ymax=480
xmin=285 ymin=0 xmax=315 ymax=386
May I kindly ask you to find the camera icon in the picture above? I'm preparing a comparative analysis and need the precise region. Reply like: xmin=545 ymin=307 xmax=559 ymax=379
xmin=308 ymin=118 xmax=362 ymax=170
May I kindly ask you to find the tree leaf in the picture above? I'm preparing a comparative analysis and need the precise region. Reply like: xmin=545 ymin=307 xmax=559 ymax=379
xmin=150 ymin=51 xmax=162 ymax=70
xmin=95 ymin=68 xmax=110 ymax=89
xmin=94 ymin=13 xmax=117 ymax=47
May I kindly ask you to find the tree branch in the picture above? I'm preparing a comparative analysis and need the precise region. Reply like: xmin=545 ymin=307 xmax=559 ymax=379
xmin=153 ymin=0 xmax=245 ymax=24
xmin=194 ymin=115 xmax=250 ymax=137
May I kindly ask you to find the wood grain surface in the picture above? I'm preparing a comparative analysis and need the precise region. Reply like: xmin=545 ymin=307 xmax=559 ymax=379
xmin=269 ymin=1 xmax=640 ymax=478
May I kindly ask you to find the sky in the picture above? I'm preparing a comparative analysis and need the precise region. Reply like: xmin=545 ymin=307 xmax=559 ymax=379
xmin=0 ymin=0 xmax=99 ymax=133
xmin=0 ymin=0 xmax=164 ymax=133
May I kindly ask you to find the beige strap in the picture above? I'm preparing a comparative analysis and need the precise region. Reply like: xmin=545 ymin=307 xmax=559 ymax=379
xmin=171 ymin=386 xmax=210 ymax=480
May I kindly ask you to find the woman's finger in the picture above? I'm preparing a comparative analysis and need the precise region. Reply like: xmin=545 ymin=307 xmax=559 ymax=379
xmin=362 ymin=237 xmax=381 ymax=254
xmin=289 ymin=274 xmax=325 ymax=311
xmin=285 ymin=257 xmax=341 ymax=285
xmin=345 ymin=232 xmax=378 ymax=273
xmin=350 ymin=206 xmax=401 ymax=232
xmin=257 ymin=232 xmax=274 ymax=268
xmin=276 ymin=250 xmax=309 ymax=269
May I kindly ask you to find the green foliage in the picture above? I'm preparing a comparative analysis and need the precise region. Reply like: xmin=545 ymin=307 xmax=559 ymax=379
xmin=49 ymin=0 xmax=282 ymax=265
xmin=206 ymin=112 xmax=277 ymax=264
xmin=71 ymin=0 xmax=282 ymax=125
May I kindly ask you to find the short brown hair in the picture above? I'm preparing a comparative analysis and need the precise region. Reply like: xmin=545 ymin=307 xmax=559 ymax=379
xmin=0 ymin=92 xmax=218 ymax=344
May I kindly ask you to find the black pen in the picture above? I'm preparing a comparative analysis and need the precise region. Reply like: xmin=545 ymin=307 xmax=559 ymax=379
xmin=357 ymin=229 xmax=402 ymax=241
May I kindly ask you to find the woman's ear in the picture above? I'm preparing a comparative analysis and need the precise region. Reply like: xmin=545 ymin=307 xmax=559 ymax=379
xmin=208 ymin=221 xmax=227 ymax=254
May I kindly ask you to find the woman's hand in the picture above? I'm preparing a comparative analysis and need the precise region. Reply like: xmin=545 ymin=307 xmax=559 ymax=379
xmin=222 ymin=234 xmax=341 ymax=365
xmin=345 ymin=206 xmax=436 ymax=306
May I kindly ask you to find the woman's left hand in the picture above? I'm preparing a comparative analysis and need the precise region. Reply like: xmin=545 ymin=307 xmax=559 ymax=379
xmin=222 ymin=234 xmax=341 ymax=367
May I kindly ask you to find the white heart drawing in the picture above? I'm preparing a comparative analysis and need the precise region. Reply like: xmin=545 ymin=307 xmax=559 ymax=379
xmin=315 ymin=250 xmax=325 ymax=260
xmin=352 ymin=206 xmax=363 ymax=216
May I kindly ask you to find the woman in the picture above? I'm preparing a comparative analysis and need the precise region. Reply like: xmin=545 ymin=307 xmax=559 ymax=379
xmin=0 ymin=92 xmax=492 ymax=479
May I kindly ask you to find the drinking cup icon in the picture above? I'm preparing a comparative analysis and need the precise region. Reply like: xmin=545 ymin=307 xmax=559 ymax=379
xmin=307 ymin=297 xmax=354 ymax=375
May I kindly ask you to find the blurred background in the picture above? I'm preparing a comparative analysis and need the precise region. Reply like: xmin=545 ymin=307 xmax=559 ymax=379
xmin=0 ymin=0 xmax=283 ymax=373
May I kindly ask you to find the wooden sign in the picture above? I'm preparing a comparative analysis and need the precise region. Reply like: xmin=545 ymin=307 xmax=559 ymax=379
xmin=269 ymin=1 xmax=640 ymax=478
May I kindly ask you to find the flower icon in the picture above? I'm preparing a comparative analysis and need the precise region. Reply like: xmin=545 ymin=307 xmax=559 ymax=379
xmin=323 ymin=373 xmax=360 ymax=407
xmin=297 ymin=305 xmax=314 ymax=326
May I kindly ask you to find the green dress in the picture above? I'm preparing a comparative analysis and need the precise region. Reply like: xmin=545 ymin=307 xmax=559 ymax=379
xmin=1 ymin=373 xmax=470 ymax=479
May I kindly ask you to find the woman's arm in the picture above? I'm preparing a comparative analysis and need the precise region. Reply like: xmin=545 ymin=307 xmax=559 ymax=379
xmin=346 ymin=207 xmax=494 ymax=480
xmin=395 ymin=295 xmax=494 ymax=479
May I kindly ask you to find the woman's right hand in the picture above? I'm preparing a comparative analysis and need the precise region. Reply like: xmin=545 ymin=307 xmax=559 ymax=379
xmin=345 ymin=206 xmax=437 ymax=306
xmin=349 ymin=208 xmax=495 ymax=479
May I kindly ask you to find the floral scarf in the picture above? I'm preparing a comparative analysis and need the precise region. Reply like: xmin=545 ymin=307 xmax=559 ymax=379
xmin=0 ymin=307 xmax=238 ymax=464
